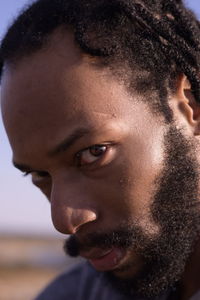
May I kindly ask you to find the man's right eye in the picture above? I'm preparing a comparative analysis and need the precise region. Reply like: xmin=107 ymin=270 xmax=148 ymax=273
xmin=23 ymin=171 xmax=50 ymax=181
xmin=23 ymin=171 xmax=51 ymax=199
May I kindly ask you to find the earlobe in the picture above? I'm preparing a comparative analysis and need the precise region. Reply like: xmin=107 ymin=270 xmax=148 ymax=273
xmin=174 ymin=74 xmax=200 ymax=136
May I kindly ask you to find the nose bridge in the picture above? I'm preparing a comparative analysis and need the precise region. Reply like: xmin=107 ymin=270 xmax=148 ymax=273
xmin=50 ymin=176 xmax=97 ymax=234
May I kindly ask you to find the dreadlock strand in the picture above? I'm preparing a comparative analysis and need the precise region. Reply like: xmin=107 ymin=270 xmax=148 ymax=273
xmin=158 ymin=41 xmax=200 ymax=102
xmin=132 ymin=4 xmax=198 ymax=68
xmin=0 ymin=0 xmax=200 ymax=120
xmin=164 ymin=1 xmax=200 ymax=50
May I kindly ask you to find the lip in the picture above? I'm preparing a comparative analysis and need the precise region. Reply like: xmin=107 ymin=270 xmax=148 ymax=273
xmin=80 ymin=248 xmax=113 ymax=260
xmin=81 ymin=248 xmax=127 ymax=271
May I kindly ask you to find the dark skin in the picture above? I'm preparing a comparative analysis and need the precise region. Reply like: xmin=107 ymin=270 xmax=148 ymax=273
xmin=1 ymin=29 xmax=200 ymax=299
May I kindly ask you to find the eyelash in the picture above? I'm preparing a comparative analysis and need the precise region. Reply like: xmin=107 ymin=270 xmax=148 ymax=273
xmin=23 ymin=170 xmax=49 ymax=177
xmin=23 ymin=143 xmax=110 ymax=177
xmin=75 ymin=144 xmax=109 ymax=167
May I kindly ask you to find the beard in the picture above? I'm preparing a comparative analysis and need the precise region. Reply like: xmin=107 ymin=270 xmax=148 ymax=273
xmin=64 ymin=125 xmax=200 ymax=299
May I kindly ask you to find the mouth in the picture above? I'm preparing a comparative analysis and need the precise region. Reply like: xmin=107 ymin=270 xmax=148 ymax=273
xmin=81 ymin=247 xmax=127 ymax=272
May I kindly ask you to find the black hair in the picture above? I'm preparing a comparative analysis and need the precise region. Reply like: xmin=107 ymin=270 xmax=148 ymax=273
xmin=0 ymin=0 xmax=200 ymax=121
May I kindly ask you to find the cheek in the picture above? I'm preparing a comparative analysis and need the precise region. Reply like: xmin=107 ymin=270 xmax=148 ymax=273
xmin=90 ymin=135 xmax=164 ymax=233
xmin=126 ymin=129 xmax=164 ymax=204
xmin=123 ymin=139 xmax=164 ymax=233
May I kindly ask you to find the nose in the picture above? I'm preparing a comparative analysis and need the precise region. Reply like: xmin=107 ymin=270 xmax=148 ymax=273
xmin=50 ymin=181 xmax=98 ymax=234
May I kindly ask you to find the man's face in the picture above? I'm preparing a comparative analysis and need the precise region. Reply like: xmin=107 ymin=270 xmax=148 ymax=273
xmin=1 ymin=31 xmax=200 ymax=298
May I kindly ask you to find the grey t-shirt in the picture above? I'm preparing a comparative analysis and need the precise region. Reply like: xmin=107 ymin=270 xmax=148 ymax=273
xmin=190 ymin=291 xmax=200 ymax=300
xmin=34 ymin=262 xmax=170 ymax=300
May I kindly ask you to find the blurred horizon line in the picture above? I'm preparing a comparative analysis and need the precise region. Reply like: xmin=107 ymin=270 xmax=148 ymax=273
xmin=0 ymin=228 xmax=66 ymax=239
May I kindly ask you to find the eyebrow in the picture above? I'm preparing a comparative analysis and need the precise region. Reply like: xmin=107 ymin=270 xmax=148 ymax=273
xmin=48 ymin=127 xmax=91 ymax=156
xmin=13 ymin=162 xmax=32 ymax=172
xmin=13 ymin=127 xmax=91 ymax=171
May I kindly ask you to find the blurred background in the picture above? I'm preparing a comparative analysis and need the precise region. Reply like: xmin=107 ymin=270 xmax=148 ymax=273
xmin=0 ymin=1 xmax=80 ymax=300
xmin=0 ymin=0 xmax=200 ymax=299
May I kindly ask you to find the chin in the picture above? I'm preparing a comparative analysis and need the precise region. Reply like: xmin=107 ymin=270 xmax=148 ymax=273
xmin=111 ymin=252 xmax=144 ymax=280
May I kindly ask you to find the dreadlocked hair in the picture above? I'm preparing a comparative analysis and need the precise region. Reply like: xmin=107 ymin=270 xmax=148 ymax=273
xmin=0 ymin=0 xmax=200 ymax=122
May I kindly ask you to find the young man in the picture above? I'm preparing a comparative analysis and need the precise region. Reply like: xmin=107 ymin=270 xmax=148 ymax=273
xmin=1 ymin=0 xmax=200 ymax=299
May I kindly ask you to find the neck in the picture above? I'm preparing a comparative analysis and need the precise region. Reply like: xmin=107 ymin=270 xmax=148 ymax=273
xmin=178 ymin=238 xmax=200 ymax=300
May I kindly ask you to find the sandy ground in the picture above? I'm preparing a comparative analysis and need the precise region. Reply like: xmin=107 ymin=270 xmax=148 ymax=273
xmin=0 ymin=235 xmax=80 ymax=300
xmin=0 ymin=267 xmax=60 ymax=300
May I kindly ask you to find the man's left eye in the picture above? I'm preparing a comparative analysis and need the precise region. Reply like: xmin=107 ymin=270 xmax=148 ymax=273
xmin=76 ymin=145 xmax=108 ymax=166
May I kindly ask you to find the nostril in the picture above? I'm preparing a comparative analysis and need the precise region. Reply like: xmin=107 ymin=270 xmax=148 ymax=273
xmin=71 ymin=208 xmax=98 ymax=233
xmin=51 ymin=205 xmax=98 ymax=235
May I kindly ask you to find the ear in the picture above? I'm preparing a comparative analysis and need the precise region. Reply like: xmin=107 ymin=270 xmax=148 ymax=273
xmin=172 ymin=74 xmax=200 ymax=136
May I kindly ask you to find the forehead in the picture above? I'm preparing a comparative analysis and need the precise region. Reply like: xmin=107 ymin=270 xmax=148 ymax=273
xmin=1 ymin=30 xmax=161 ymax=163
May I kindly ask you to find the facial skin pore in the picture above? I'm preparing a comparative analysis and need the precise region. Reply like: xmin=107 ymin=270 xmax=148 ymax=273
xmin=64 ymin=125 xmax=200 ymax=298
xmin=1 ymin=29 xmax=200 ymax=299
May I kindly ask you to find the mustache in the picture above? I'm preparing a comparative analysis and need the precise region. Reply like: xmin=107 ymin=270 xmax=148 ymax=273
xmin=64 ymin=226 xmax=147 ymax=257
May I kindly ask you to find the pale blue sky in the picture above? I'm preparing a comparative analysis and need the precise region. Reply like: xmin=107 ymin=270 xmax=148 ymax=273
xmin=0 ymin=0 xmax=200 ymax=235
xmin=0 ymin=0 xmax=56 ymax=235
